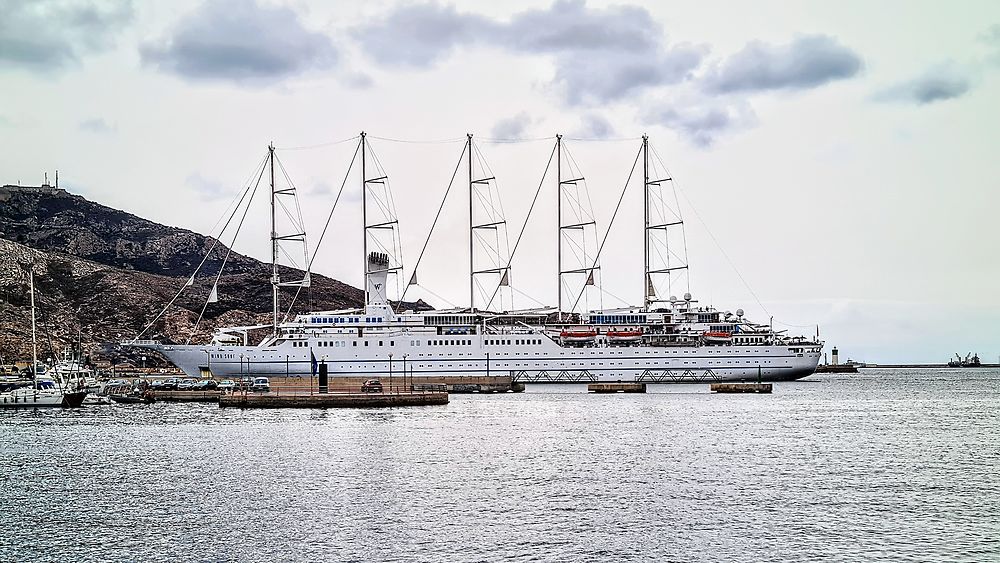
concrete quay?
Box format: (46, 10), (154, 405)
(219, 390), (449, 409)
(587, 382), (646, 393)
(152, 390), (222, 402)
(710, 383), (773, 394)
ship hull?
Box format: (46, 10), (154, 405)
(138, 340), (821, 384)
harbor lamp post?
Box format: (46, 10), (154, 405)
(388, 354), (393, 394)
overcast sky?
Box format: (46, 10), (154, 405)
(2, 0), (998, 363)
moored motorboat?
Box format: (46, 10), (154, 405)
(109, 392), (155, 405)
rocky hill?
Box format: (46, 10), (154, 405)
(0, 184), (423, 364)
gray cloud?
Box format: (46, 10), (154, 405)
(980, 24), (1000, 44)
(79, 117), (116, 134)
(554, 44), (705, 105)
(572, 114), (615, 139)
(141, 0), (337, 83)
(354, 0), (704, 104)
(490, 112), (533, 139)
(353, 3), (491, 67)
(343, 72), (374, 89)
(643, 99), (756, 147)
(703, 35), (862, 94)
(980, 24), (1000, 66)
(0, 0), (133, 71)
(876, 65), (972, 105)
(186, 173), (230, 201)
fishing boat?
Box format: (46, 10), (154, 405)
(129, 134), (822, 384)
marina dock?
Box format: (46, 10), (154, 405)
(710, 383), (773, 394)
(219, 390), (449, 409)
(153, 390), (222, 402)
(587, 382), (646, 393)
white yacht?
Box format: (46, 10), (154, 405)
(131, 134), (822, 383)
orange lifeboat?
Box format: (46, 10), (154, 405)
(702, 331), (732, 343)
(560, 328), (598, 343)
(607, 328), (643, 345)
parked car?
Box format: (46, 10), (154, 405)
(158, 378), (180, 390)
(195, 380), (218, 390)
(177, 378), (199, 390)
(361, 379), (383, 393)
(217, 379), (236, 392)
(251, 377), (270, 393)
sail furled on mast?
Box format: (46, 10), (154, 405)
(644, 138), (690, 308)
(468, 137), (514, 311)
(360, 135), (404, 315)
(556, 136), (602, 316)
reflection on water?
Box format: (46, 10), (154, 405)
(2, 369), (998, 562)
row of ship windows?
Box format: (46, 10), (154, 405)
(310, 317), (385, 324)
(287, 340), (776, 354)
(407, 360), (777, 368)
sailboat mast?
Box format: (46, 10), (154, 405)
(29, 269), (38, 376)
(269, 143), (279, 336)
(556, 133), (562, 323)
(361, 131), (368, 305)
(467, 133), (474, 310)
(642, 134), (649, 311)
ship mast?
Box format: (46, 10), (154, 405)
(29, 269), (38, 378)
(643, 134), (649, 311)
(556, 134), (562, 322)
(468, 133), (474, 310)
(361, 131), (367, 305)
(643, 135), (688, 309)
(269, 143), (279, 335)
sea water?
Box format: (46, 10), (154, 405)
(1, 369), (997, 562)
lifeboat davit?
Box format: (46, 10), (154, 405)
(702, 331), (732, 344)
(606, 328), (643, 344)
(560, 328), (598, 343)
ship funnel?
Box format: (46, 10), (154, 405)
(365, 251), (394, 318)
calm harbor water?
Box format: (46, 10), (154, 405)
(1, 369), (998, 562)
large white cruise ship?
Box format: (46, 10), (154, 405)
(132, 134), (822, 383)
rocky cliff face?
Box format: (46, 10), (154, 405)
(0, 185), (423, 363)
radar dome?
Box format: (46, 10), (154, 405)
(669, 295), (677, 302)
(736, 308), (744, 317)
(683, 292), (692, 301)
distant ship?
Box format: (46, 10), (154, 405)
(132, 134), (822, 383)
(948, 353), (981, 368)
